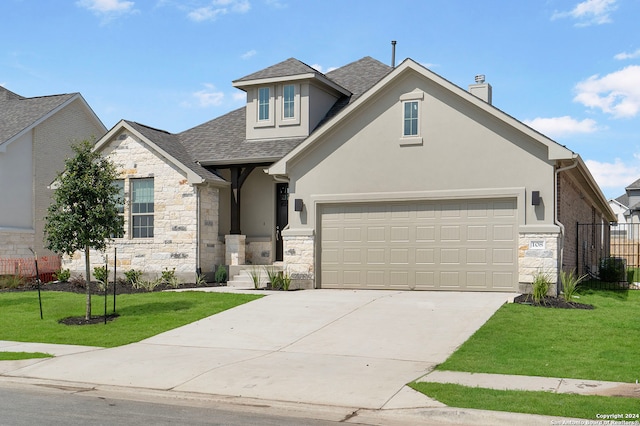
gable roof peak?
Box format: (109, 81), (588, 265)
(233, 57), (322, 84)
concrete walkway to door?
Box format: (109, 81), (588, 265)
(2, 289), (511, 410)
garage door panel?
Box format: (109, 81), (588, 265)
(319, 198), (517, 291)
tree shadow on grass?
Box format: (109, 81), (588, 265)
(116, 300), (195, 316)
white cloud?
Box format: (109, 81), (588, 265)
(552, 0), (617, 26)
(574, 65), (640, 118)
(585, 158), (640, 191)
(265, 0), (287, 8)
(310, 64), (337, 74)
(614, 48), (640, 60)
(192, 84), (224, 107)
(241, 49), (256, 59)
(232, 92), (246, 102)
(524, 116), (599, 138)
(187, 0), (250, 22)
(77, 0), (135, 14)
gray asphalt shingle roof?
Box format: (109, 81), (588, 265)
(0, 86), (76, 146)
(116, 56), (392, 170)
(125, 121), (225, 183)
(233, 58), (322, 83)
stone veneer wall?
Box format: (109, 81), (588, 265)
(282, 233), (315, 289)
(518, 232), (560, 295)
(245, 238), (273, 265)
(63, 132), (214, 283)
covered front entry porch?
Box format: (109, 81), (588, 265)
(207, 164), (288, 280)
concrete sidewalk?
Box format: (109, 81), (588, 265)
(418, 370), (640, 398)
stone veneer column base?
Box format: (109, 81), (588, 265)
(282, 231), (315, 289)
(518, 232), (561, 295)
(225, 235), (246, 266)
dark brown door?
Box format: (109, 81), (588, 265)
(275, 183), (289, 261)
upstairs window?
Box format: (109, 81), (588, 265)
(258, 87), (270, 121)
(283, 84), (295, 119)
(131, 178), (154, 238)
(403, 101), (419, 136)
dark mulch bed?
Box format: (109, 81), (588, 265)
(59, 313), (120, 326)
(514, 294), (594, 309)
(1, 279), (224, 295)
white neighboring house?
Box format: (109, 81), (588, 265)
(0, 86), (106, 259)
(609, 179), (640, 239)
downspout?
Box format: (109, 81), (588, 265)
(554, 158), (578, 294)
(196, 185), (201, 279)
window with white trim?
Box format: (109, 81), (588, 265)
(399, 90), (424, 145)
(131, 178), (154, 238)
(403, 101), (419, 136)
(258, 87), (270, 121)
(283, 84), (295, 119)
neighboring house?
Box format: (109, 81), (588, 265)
(0, 86), (106, 258)
(608, 179), (640, 239)
(67, 56), (614, 294)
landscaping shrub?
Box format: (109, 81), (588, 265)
(161, 268), (179, 288)
(124, 269), (142, 285)
(93, 266), (108, 284)
(214, 265), (227, 283)
(531, 273), (551, 303)
(599, 257), (625, 282)
(54, 268), (71, 282)
(0, 274), (25, 290)
(559, 269), (587, 301)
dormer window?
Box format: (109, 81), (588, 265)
(258, 87), (270, 121)
(283, 85), (295, 119)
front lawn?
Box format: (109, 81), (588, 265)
(437, 286), (639, 383)
(0, 290), (262, 347)
(411, 285), (640, 419)
(0, 352), (52, 361)
(409, 382), (640, 420)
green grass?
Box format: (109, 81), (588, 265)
(0, 290), (262, 347)
(409, 382), (640, 420)
(0, 352), (52, 361)
(437, 287), (640, 383)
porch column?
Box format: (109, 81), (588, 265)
(229, 166), (254, 235)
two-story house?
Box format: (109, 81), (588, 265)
(0, 86), (105, 260)
(69, 56), (614, 294)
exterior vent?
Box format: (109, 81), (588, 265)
(468, 75), (492, 105)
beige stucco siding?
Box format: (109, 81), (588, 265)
(0, 133), (32, 230)
(287, 73), (557, 231)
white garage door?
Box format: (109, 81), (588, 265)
(319, 198), (517, 291)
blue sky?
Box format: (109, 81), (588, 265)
(2, 0), (639, 199)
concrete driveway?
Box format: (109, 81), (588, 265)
(4, 289), (512, 409)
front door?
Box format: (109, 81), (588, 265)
(275, 183), (289, 261)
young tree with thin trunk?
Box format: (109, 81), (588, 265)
(44, 140), (123, 320)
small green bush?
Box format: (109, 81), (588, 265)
(599, 257), (625, 282)
(54, 268), (71, 282)
(0, 274), (25, 290)
(559, 269), (587, 301)
(161, 268), (179, 288)
(195, 273), (207, 287)
(248, 267), (262, 289)
(264, 266), (281, 289)
(124, 269), (142, 285)
(214, 265), (227, 283)
(93, 265), (108, 284)
(132, 277), (162, 292)
(281, 272), (292, 291)
(531, 272), (551, 303)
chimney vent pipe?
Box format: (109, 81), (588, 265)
(391, 40), (397, 68)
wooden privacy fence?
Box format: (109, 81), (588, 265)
(0, 256), (61, 282)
